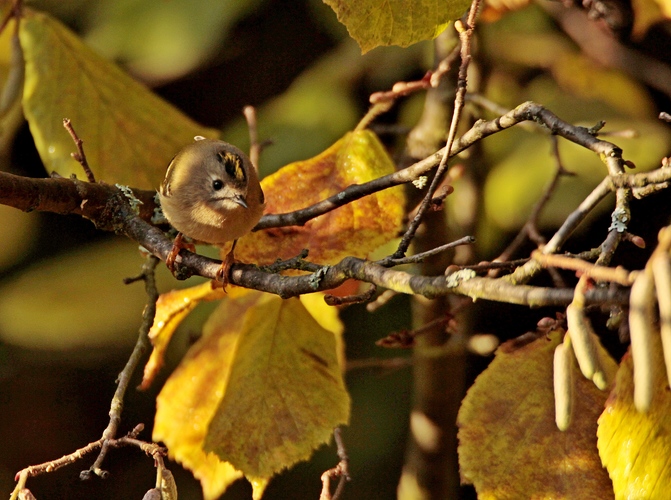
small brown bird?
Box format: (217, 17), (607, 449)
(159, 137), (265, 281)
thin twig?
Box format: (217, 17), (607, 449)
(461, 258), (531, 272)
(324, 284), (377, 306)
(320, 428), (350, 500)
(63, 118), (96, 183)
(357, 72), (434, 131)
(366, 289), (398, 312)
(376, 315), (453, 348)
(85, 255), (160, 478)
(377, 236), (475, 267)
(346, 357), (412, 371)
(12, 429), (164, 493)
(243, 105), (261, 170)
(504, 175), (614, 284)
(491, 136), (573, 285)
(532, 251), (636, 286)
(393, 5), (481, 259)
(430, 43), (463, 87)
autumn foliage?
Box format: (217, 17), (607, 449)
(2, 1), (671, 500)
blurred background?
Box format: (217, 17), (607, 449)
(1, 0), (671, 498)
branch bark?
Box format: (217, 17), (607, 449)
(0, 99), (659, 308)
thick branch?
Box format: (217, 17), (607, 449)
(0, 101), (649, 308)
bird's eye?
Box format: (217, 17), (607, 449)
(212, 179), (224, 191)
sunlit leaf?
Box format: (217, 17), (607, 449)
(458, 330), (616, 499)
(234, 129), (405, 265)
(141, 282), (225, 389)
(631, 0), (671, 38)
(322, 0), (470, 53)
(19, 8), (218, 188)
(597, 337), (671, 499)
(154, 289), (349, 498)
(0, 19), (26, 151)
(552, 53), (654, 119)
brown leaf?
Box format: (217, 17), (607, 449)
(458, 330), (616, 499)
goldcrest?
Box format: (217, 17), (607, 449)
(159, 137), (265, 245)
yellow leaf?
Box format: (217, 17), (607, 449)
(597, 337), (671, 499)
(0, 19), (26, 150)
(153, 290), (350, 497)
(631, 0), (671, 38)
(153, 291), (257, 500)
(458, 330), (616, 499)
(300, 292), (346, 369)
(203, 292), (349, 477)
(19, 9), (218, 188)
(234, 129), (405, 265)
(552, 52), (654, 118)
(323, 0), (470, 53)
(141, 282), (225, 389)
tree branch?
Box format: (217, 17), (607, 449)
(0, 101), (660, 308)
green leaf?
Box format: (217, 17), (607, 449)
(84, 0), (263, 82)
(323, 0), (470, 53)
(19, 8), (218, 188)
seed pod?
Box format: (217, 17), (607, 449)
(566, 303), (600, 381)
(554, 341), (573, 431)
(652, 253), (671, 389)
(629, 271), (656, 412)
(592, 370), (609, 391)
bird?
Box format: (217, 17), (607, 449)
(158, 136), (265, 284)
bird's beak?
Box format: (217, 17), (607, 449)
(233, 194), (248, 208)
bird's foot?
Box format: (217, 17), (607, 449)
(166, 233), (196, 275)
